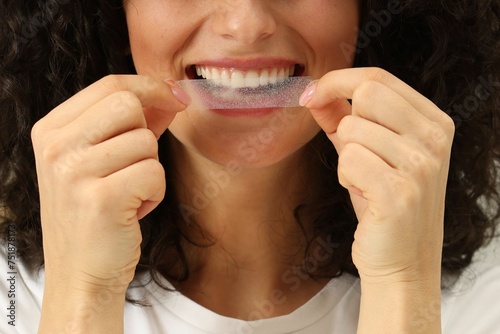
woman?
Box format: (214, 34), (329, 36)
(1, 0), (499, 333)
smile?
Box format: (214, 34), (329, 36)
(187, 63), (305, 89)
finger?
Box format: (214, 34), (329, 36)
(142, 105), (178, 139)
(144, 80), (191, 138)
(307, 97), (352, 135)
(83, 128), (158, 178)
(348, 81), (453, 160)
(62, 91), (148, 146)
(304, 67), (450, 125)
(336, 115), (419, 169)
(350, 80), (434, 136)
(45, 75), (188, 133)
(104, 158), (166, 220)
(329, 132), (344, 153)
(348, 81), (453, 157)
(337, 142), (394, 205)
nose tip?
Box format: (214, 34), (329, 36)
(225, 17), (276, 45)
(212, 2), (277, 45)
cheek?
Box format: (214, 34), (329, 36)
(299, 1), (360, 70)
(124, 2), (192, 78)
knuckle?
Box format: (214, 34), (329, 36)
(138, 129), (158, 155)
(138, 160), (166, 196)
(366, 67), (393, 86)
(110, 91), (144, 123)
(422, 125), (452, 157)
(145, 159), (165, 179)
(100, 75), (125, 93)
(336, 115), (354, 141)
(31, 117), (54, 148)
(441, 115), (456, 136)
(139, 74), (161, 91)
(33, 130), (91, 178)
(139, 160), (166, 192)
(338, 142), (360, 167)
(112, 91), (142, 111)
(82, 182), (112, 212)
(397, 183), (420, 211)
(399, 150), (430, 175)
(30, 121), (44, 143)
(386, 172), (420, 205)
(399, 149), (445, 187)
(38, 135), (65, 163)
(353, 80), (381, 103)
(44, 143), (88, 179)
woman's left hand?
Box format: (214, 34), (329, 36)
(301, 67), (455, 286)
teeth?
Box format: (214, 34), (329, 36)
(221, 68), (231, 86)
(195, 65), (296, 89)
(260, 69), (269, 86)
(211, 68), (221, 82)
(231, 71), (245, 89)
(246, 70), (260, 88)
(269, 68), (278, 84)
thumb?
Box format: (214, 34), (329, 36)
(143, 80), (191, 139)
(301, 82), (352, 137)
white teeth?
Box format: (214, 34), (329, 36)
(195, 65), (296, 88)
(260, 69), (269, 86)
(230, 71), (245, 89)
(245, 70), (260, 88)
(211, 68), (221, 82)
(278, 68), (285, 78)
(221, 68), (231, 86)
(269, 68), (278, 84)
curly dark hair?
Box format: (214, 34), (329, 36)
(1, 0), (499, 290)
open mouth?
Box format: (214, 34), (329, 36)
(181, 64), (309, 112)
(185, 64), (305, 90)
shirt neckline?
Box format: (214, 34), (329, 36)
(136, 273), (358, 334)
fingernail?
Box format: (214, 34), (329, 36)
(164, 79), (192, 106)
(299, 80), (317, 107)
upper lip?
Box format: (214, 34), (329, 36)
(186, 57), (305, 77)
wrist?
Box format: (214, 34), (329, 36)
(358, 260), (442, 288)
(44, 263), (133, 295)
(39, 278), (127, 334)
(358, 279), (442, 334)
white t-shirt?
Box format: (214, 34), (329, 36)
(1, 244), (500, 334)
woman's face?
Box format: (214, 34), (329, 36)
(124, 1), (359, 168)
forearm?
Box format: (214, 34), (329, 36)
(38, 280), (126, 334)
(357, 280), (441, 334)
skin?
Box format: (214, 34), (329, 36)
(124, 0), (360, 318)
(33, 1), (454, 333)
(125, 0), (359, 169)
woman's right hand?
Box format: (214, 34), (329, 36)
(31, 75), (189, 294)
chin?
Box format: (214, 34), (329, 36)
(167, 124), (320, 171)
(166, 103), (321, 171)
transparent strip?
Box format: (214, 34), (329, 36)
(177, 76), (313, 110)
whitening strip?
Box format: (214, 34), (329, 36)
(177, 76), (313, 110)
